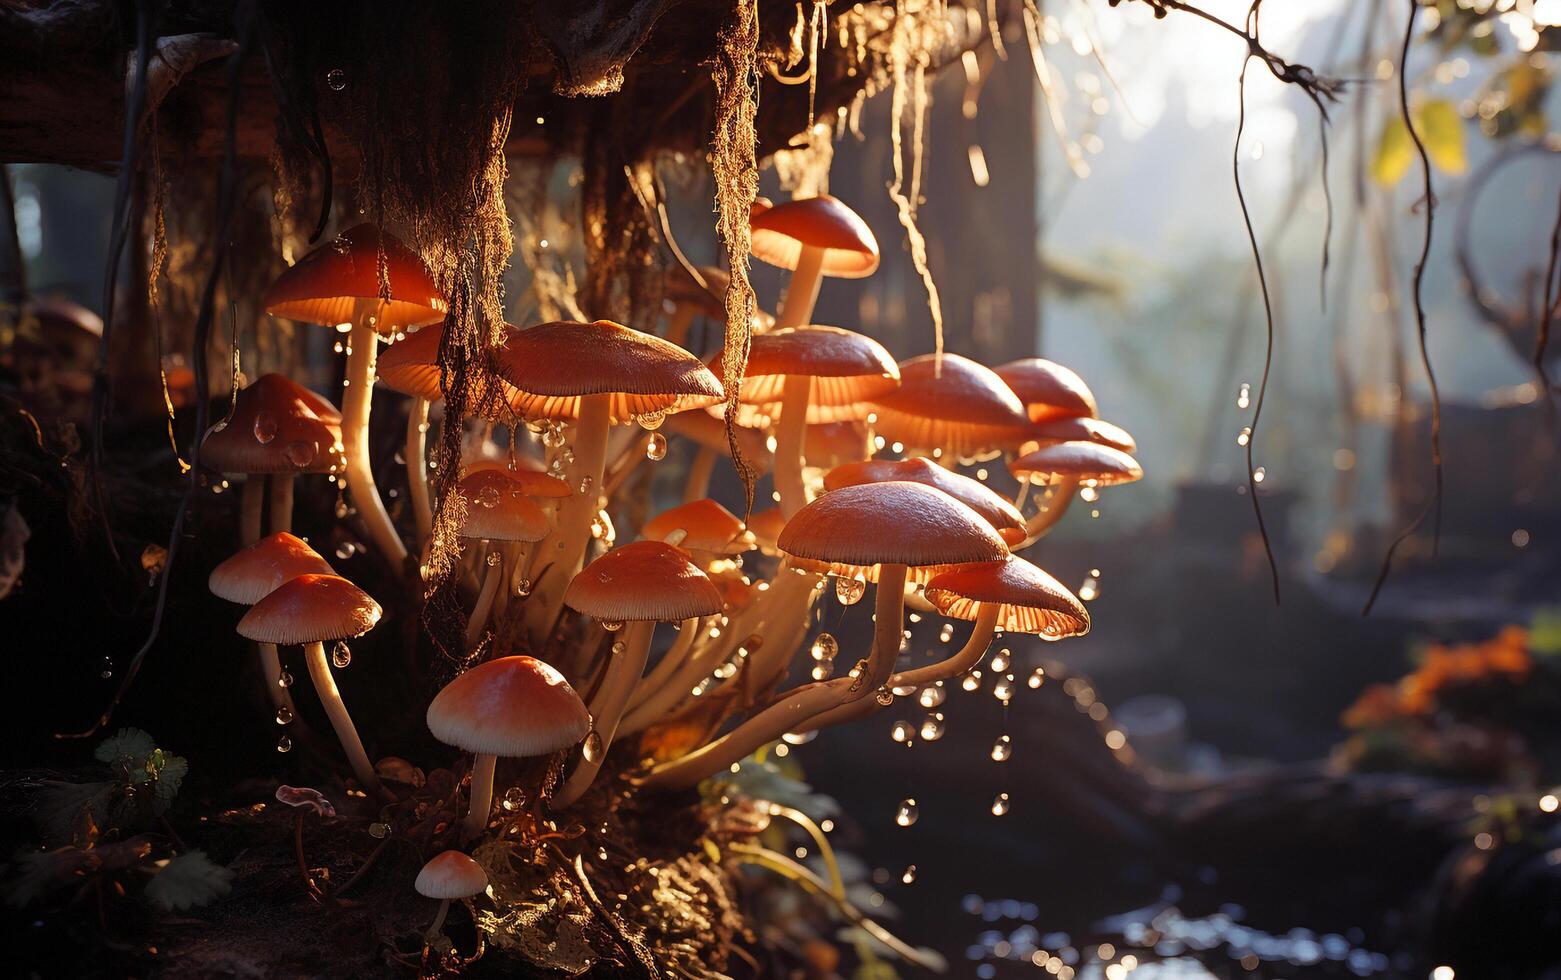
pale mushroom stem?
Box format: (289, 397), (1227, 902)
(342, 300), (407, 565)
(460, 752), (497, 841)
(774, 375), (812, 519)
(426, 899), (453, 940)
(302, 640), (385, 797)
(624, 617), (701, 715)
(683, 447), (717, 502)
(555, 619), (655, 808)
(640, 567), (907, 793)
(239, 477), (265, 546)
(1017, 476), (1079, 549)
(776, 245), (825, 331)
(465, 548), (502, 649)
(526, 392), (612, 640)
(261, 477), (301, 720)
(665, 304), (698, 347)
(268, 475), (295, 536)
(407, 396), (433, 546)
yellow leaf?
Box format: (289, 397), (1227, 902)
(1371, 116), (1413, 187)
(1418, 99), (1467, 175)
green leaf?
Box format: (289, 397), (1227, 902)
(144, 851), (233, 911)
(1418, 99), (1467, 175)
(95, 728), (156, 767)
(1371, 116), (1413, 187)
(151, 753), (187, 816)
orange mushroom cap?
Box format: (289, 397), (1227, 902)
(994, 358), (1098, 423)
(824, 457), (1026, 546)
(236, 573), (381, 645)
(459, 459), (568, 496)
(375, 322), (524, 419)
(456, 469), (551, 542)
(750, 195), (880, 278)
(778, 481), (1009, 583)
(201, 373), (344, 475)
(415, 850), (488, 900)
(710, 325), (899, 420)
(564, 540), (724, 622)
(426, 656), (590, 757)
(1010, 440), (1143, 487)
(1026, 416), (1136, 454)
(867, 353), (1031, 459)
(642, 499), (754, 555)
(496, 320), (724, 422)
(924, 557), (1090, 640)
(209, 532), (334, 605)
(262, 223), (446, 332)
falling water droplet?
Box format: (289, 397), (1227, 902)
(961, 672), (982, 693)
(275, 706), (294, 725)
(991, 735), (1012, 762)
(278, 670), (294, 688)
(939, 623), (955, 644)
(331, 641), (352, 668)
(325, 68), (348, 91)
(335, 542), (355, 560)
(993, 677), (1014, 702)
(368, 821), (390, 839)
(989, 649), (1010, 672)
(277, 735), (293, 753)
(895, 799), (919, 827)
(602, 620), (624, 633)
(334, 496), (351, 520)
(835, 575), (866, 606)
(253, 413), (277, 444)
(1080, 485), (1100, 503)
(1027, 667), (1045, 689)
(611, 640), (626, 655)
(917, 685), (945, 708)
(901, 864), (918, 884)
(637, 410), (667, 431)
(890, 720), (914, 743)
(501, 786), (528, 811)
(1237, 382), (1251, 409)
(810, 633), (838, 661)
(1079, 572), (1100, 602)
(811, 659), (834, 681)
(1252, 466), (1267, 484)
(541, 422), (566, 448)
(991, 792), (1011, 816)
(920, 714), (945, 741)
(1236, 426), (1252, 447)
(99, 657), (113, 679)
(645, 432), (668, 461)
(581, 730), (604, 763)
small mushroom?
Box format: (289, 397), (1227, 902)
(866, 353), (1032, 462)
(1009, 440), (1143, 544)
(454, 468), (551, 647)
(749, 195), (880, 330)
(993, 357), (1099, 423)
(415, 850), (488, 939)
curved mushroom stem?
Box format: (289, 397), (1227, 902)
(776, 245), (825, 331)
(1016, 476), (1079, 550)
(665, 303), (697, 347)
(303, 640), (385, 798)
(847, 563), (909, 702)
(269, 474), (295, 536)
(465, 547), (502, 650)
(407, 396), (433, 547)
(426, 899), (452, 940)
(555, 620), (655, 808)
(460, 752), (496, 841)
(526, 393), (612, 641)
(774, 375), (812, 519)
(625, 617), (701, 716)
(683, 447), (717, 502)
(239, 476), (265, 546)
(342, 301), (407, 566)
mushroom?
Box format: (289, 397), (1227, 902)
(263, 224), (447, 566)
(426, 655), (590, 839)
(554, 540), (724, 807)
(1009, 440), (1143, 544)
(376, 321), (528, 546)
(415, 850), (488, 939)
(1026, 415), (1137, 454)
(994, 357), (1098, 423)
(824, 456), (1027, 546)
(209, 531), (334, 721)
(710, 325), (899, 518)
(750, 195), (880, 330)
(202, 373), (343, 545)
(454, 468), (551, 647)
(238, 573), (385, 797)
(495, 320), (723, 638)
(641, 481), (1008, 793)
(866, 353), (1032, 462)
(641, 498), (755, 566)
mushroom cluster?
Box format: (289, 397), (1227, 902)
(207, 197), (1140, 958)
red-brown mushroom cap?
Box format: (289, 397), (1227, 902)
(426, 656), (590, 757)
(459, 460), (569, 497)
(209, 532), (334, 605)
(824, 457), (1026, 546)
(26, 295), (104, 338)
(1026, 416), (1136, 454)
(496, 320), (724, 422)
(262, 224), (446, 333)
(201, 373), (344, 475)
(456, 470), (551, 542)
(994, 358), (1098, 423)
(236, 574), (382, 645)
(642, 499), (754, 555)
(375, 322), (523, 419)
(564, 540), (724, 622)
(750, 195), (880, 278)
(778, 481), (1009, 583)
(867, 353), (1031, 459)
(711, 326), (900, 421)
(415, 851), (488, 900)
(924, 557), (1090, 640)
(1011, 440), (1143, 487)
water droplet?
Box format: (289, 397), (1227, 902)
(501, 786), (528, 811)
(325, 68), (347, 91)
(991, 792), (1011, 816)
(919, 714), (945, 741)
(895, 799), (919, 827)
(477, 485), (501, 508)
(811, 659), (834, 681)
(541, 422), (566, 448)
(368, 821), (390, 839)
(1237, 382), (1251, 410)
(993, 677), (1014, 702)
(578, 475), (594, 495)
(835, 575), (866, 606)
(1252, 466), (1266, 484)
(645, 432), (668, 461)
(335, 542), (355, 560)
(917, 685), (945, 708)
(276, 706), (294, 725)
(989, 650), (1010, 672)
(939, 623), (955, 644)
(602, 620), (624, 632)
(334, 496), (351, 520)
(1236, 425), (1252, 447)
(253, 413), (277, 444)
(810, 633), (838, 661)
(1027, 667), (1045, 689)
(611, 640), (626, 655)
(961, 672), (982, 693)
(284, 440), (317, 468)
(278, 670), (294, 688)
(991, 735), (1012, 762)
(99, 656), (113, 679)
(277, 735), (293, 753)
(637, 410), (667, 431)
(513, 577), (532, 597)
(1079, 485), (1100, 503)
(1079, 572), (1100, 602)
(890, 720), (914, 743)
(581, 730), (604, 763)
(875, 687), (894, 706)
(331, 641), (351, 668)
